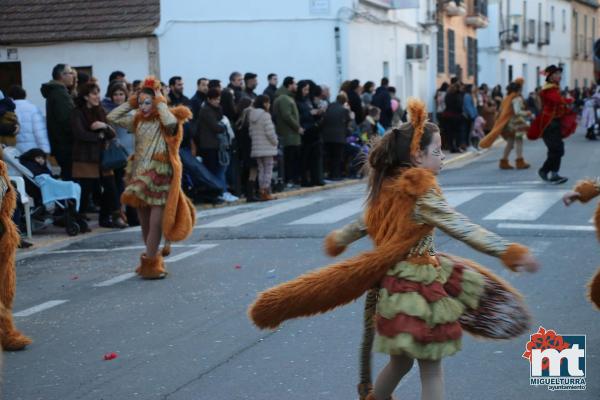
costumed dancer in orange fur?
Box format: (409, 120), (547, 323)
(563, 179), (600, 309)
(107, 77), (196, 279)
(479, 78), (531, 170)
(0, 159), (31, 350)
(249, 99), (539, 400)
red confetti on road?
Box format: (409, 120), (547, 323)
(103, 352), (118, 361)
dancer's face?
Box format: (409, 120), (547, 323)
(138, 93), (154, 115)
(414, 131), (444, 175)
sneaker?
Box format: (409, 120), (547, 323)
(548, 174), (568, 185)
(221, 192), (239, 202)
(538, 168), (548, 181)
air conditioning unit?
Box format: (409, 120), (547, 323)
(406, 44), (430, 60)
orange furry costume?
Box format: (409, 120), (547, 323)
(107, 77), (196, 278)
(0, 160), (31, 350)
(572, 179), (600, 308)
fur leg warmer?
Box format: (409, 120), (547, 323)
(0, 304), (31, 351)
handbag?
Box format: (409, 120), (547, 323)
(101, 139), (129, 171)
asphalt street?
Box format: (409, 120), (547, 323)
(2, 133), (599, 400)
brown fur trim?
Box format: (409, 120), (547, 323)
(499, 243), (530, 272)
(574, 180), (600, 203)
(595, 202), (600, 242)
(139, 254), (167, 279)
(0, 303), (31, 351)
(407, 98), (428, 157)
(120, 191), (148, 209)
(0, 161), (19, 309)
(388, 168), (439, 198)
(587, 267), (600, 310)
(324, 231), (346, 257)
(161, 106), (195, 242)
(128, 95), (139, 109)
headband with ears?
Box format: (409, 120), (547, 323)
(407, 98), (428, 157)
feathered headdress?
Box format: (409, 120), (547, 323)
(407, 98), (428, 157)
(142, 76), (162, 91)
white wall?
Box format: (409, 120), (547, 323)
(156, 0), (352, 97)
(0, 38), (150, 112)
(478, 0), (572, 93)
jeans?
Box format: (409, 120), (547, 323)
(180, 148), (223, 192)
(198, 148), (228, 191)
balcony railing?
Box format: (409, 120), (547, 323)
(444, 0), (466, 17)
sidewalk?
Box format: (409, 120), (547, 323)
(15, 145), (493, 259)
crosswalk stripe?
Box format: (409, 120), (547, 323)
(198, 197), (324, 228)
(14, 300), (68, 317)
(165, 244), (218, 262)
(94, 273), (137, 287)
(445, 191), (483, 208)
(483, 191), (566, 221)
(497, 223), (595, 232)
(288, 198), (364, 225)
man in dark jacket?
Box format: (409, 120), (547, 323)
(322, 92), (352, 180)
(241, 72), (258, 102)
(40, 63), (75, 180)
(263, 73), (278, 103)
(168, 76), (191, 107)
(221, 72), (242, 123)
(190, 77), (208, 120)
(371, 77), (393, 129)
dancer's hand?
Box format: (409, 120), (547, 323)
(514, 252), (539, 273)
(562, 191), (580, 206)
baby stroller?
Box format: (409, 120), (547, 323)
(2, 146), (85, 236)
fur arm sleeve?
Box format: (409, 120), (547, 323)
(107, 102), (134, 132)
(415, 188), (528, 271)
(323, 216), (368, 257)
(573, 179), (600, 203)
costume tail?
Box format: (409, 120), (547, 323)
(248, 241), (414, 330)
(478, 128), (501, 149)
(588, 267), (600, 310)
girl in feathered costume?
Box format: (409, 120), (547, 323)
(107, 77), (195, 279)
(249, 99), (539, 400)
(563, 180), (600, 309)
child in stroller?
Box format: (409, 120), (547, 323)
(9, 147), (87, 236)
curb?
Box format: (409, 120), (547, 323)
(16, 143), (499, 260)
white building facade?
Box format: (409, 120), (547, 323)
(478, 0), (573, 93)
(157, 0), (437, 106)
(0, 0), (440, 112)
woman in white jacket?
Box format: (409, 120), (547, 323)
(248, 95), (278, 201)
(8, 86), (50, 154)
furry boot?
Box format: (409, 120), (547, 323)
(515, 158), (530, 169)
(0, 305), (31, 351)
(138, 254), (167, 279)
(499, 159), (514, 169)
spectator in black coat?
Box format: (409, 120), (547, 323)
(347, 79), (364, 124)
(263, 73), (278, 103)
(371, 77), (392, 129)
(168, 76), (191, 107)
(190, 77), (208, 120)
(322, 92), (352, 180)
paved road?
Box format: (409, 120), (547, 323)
(3, 135), (599, 400)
